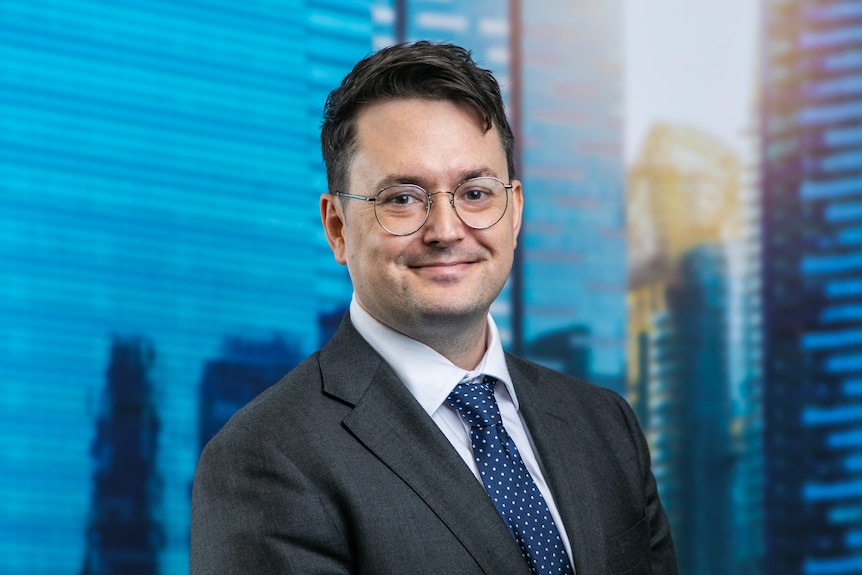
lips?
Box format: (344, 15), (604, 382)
(404, 251), (484, 269)
(410, 260), (473, 268)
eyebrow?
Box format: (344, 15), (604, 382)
(374, 168), (499, 190)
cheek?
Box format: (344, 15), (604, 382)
(484, 226), (516, 254)
(342, 223), (417, 279)
(343, 232), (391, 279)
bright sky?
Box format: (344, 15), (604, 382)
(624, 0), (761, 164)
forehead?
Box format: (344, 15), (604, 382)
(350, 98), (506, 183)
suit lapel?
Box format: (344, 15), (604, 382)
(320, 319), (531, 575)
(508, 358), (608, 575)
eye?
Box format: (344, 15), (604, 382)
(457, 184), (495, 204)
(390, 193), (419, 205)
(462, 188), (487, 201)
(378, 186), (426, 208)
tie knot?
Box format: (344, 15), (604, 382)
(446, 376), (501, 428)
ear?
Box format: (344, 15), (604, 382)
(320, 193), (348, 265)
(509, 180), (524, 249)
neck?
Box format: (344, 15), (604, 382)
(405, 317), (489, 370)
(353, 297), (492, 370)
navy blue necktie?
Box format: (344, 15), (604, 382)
(447, 376), (574, 575)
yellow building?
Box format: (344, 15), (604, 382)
(626, 122), (742, 415)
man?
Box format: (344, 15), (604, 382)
(191, 41), (677, 574)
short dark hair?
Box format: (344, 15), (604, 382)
(320, 41), (515, 195)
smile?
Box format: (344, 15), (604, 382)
(413, 261), (471, 267)
(408, 261), (475, 280)
(408, 259), (477, 270)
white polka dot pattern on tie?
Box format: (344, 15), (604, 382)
(447, 376), (573, 575)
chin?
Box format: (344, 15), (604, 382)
(414, 300), (489, 324)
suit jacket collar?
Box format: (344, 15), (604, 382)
(508, 355), (609, 575)
(319, 316), (532, 575)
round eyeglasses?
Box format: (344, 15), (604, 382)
(331, 176), (512, 236)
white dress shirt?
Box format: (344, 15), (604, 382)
(349, 296), (574, 563)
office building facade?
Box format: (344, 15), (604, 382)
(626, 123), (744, 574)
(518, 0), (626, 390)
(761, 1), (862, 573)
(81, 337), (163, 575)
(0, 2), (371, 572)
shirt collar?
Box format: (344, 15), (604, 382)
(348, 295), (517, 417)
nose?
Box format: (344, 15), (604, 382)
(421, 191), (465, 244)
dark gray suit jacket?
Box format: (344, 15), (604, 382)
(191, 317), (677, 574)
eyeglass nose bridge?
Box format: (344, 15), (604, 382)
(426, 190), (458, 210)
(425, 190), (469, 230)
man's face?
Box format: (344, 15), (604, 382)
(321, 98), (523, 337)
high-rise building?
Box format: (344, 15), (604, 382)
(198, 336), (305, 451)
(761, 1), (862, 573)
(81, 337), (163, 575)
(395, 0), (510, 81)
(649, 245), (734, 575)
(627, 124), (742, 414)
(727, 87), (764, 575)
(626, 124), (743, 574)
(518, 0), (626, 390)
(0, 2), (372, 572)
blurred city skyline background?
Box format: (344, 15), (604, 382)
(3, 0), (859, 574)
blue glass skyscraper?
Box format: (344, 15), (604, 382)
(728, 108), (764, 575)
(649, 245), (733, 575)
(81, 337), (163, 575)
(761, 1), (862, 573)
(197, 336), (304, 451)
(0, 2), (371, 572)
(519, 0), (626, 391)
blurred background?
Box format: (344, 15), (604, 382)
(0, 0), (857, 573)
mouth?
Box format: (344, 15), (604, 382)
(405, 259), (477, 283)
(412, 260), (469, 267)
(402, 248), (486, 275)
(407, 259), (477, 270)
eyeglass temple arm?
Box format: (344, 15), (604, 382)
(331, 192), (376, 202)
